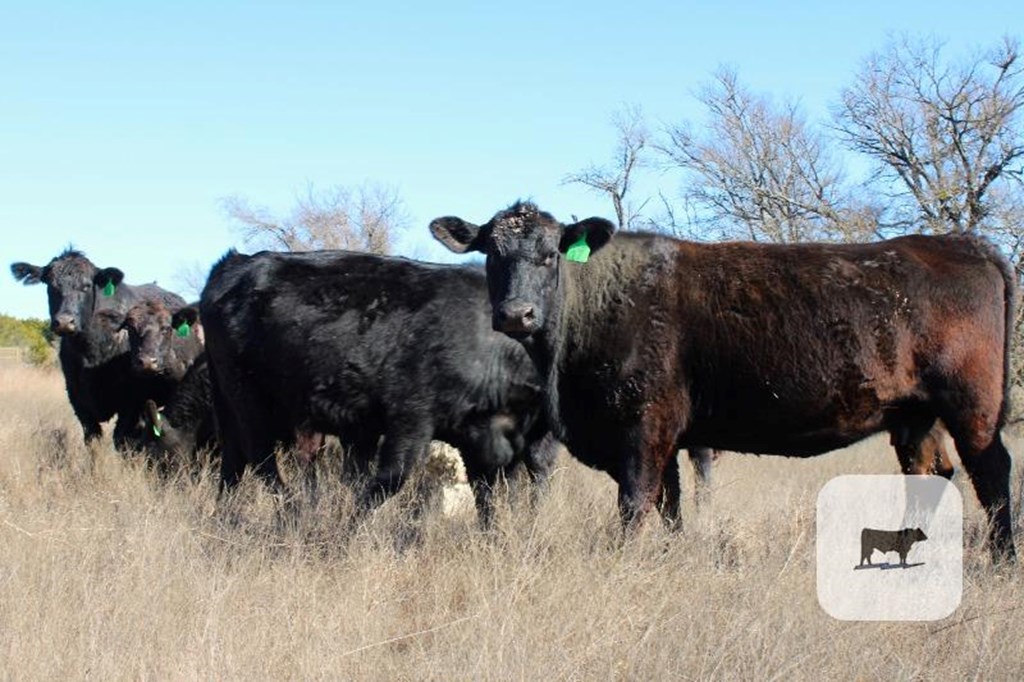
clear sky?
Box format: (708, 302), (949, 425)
(2, 1), (1019, 319)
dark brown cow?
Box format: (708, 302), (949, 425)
(431, 201), (1015, 560)
(121, 300), (204, 380)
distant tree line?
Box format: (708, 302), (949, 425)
(0, 314), (55, 366)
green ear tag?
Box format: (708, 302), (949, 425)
(102, 280), (115, 297)
(565, 234), (591, 264)
(175, 322), (191, 338)
(151, 413), (162, 438)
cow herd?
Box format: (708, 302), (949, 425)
(11, 200), (1019, 561)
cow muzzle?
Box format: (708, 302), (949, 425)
(493, 301), (540, 337)
(52, 315), (77, 335)
(136, 356), (161, 373)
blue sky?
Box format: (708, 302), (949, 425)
(2, 1), (1019, 318)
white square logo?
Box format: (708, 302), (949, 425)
(816, 475), (963, 621)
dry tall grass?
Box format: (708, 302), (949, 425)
(1, 364), (1022, 680)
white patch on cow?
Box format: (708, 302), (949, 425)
(424, 441), (473, 517)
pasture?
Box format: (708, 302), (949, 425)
(1, 363), (1022, 679)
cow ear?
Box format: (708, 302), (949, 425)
(143, 399), (163, 438)
(171, 307), (199, 336)
(430, 217), (483, 254)
(559, 217), (616, 262)
(11, 262), (44, 285)
(94, 267), (125, 296)
(171, 306), (199, 328)
(95, 267), (125, 286)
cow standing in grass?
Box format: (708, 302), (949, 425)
(199, 250), (557, 524)
(118, 301), (215, 467)
(431, 201), (1015, 560)
(10, 249), (187, 450)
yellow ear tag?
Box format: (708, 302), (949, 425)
(565, 234), (590, 263)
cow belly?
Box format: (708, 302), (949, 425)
(682, 424), (879, 457)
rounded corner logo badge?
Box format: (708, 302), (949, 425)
(816, 475), (963, 621)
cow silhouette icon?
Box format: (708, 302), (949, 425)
(858, 527), (928, 568)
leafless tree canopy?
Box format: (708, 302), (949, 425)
(659, 67), (875, 243)
(222, 183), (407, 255)
(833, 35), (1024, 234)
(563, 105), (652, 230)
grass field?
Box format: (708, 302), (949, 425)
(1, 364), (1022, 680)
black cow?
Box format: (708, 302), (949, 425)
(860, 527), (928, 567)
(117, 301), (215, 466)
(10, 249), (187, 450)
(431, 201), (1016, 560)
(199, 249), (557, 522)
(141, 357), (215, 468)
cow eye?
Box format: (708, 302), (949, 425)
(542, 253), (556, 267)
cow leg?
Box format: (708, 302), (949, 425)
(617, 421), (679, 534)
(291, 431), (325, 506)
(67, 389), (104, 468)
(464, 458), (501, 529)
(342, 434), (378, 485)
(112, 406), (146, 453)
(657, 453), (682, 531)
(927, 426), (956, 479)
(521, 432), (560, 506)
(955, 430), (1014, 562)
(63, 365), (103, 448)
(942, 407), (1015, 562)
(453, 419), (515, 528)
(358, 419), (431, 512)
(81, 422), (103, 446)
(209, 370), (281, 493)
(688, 447), (715, 510)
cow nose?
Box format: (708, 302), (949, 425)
(494, 301), (539, 335)
(52, 316), (76, 335)
(138, 356), (160, 372)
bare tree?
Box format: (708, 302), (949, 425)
(563, 105), (652, 230)
(222, 182), (408, 255)
(833, 35), (1024, 234)
(171, 261), (210, 302)
(834, 35), (1024, 413)
(658, 66), (875, 243)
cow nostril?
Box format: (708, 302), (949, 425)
(53, 318), (76, 334)
(495, 303), (539, 335)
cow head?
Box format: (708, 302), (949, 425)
(913, 527), (928, 542)
(122, 302), (202, 376)
(430, 201), (615, 339)
(10, 249), (125, 336)
(142, 399), (185, 461)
